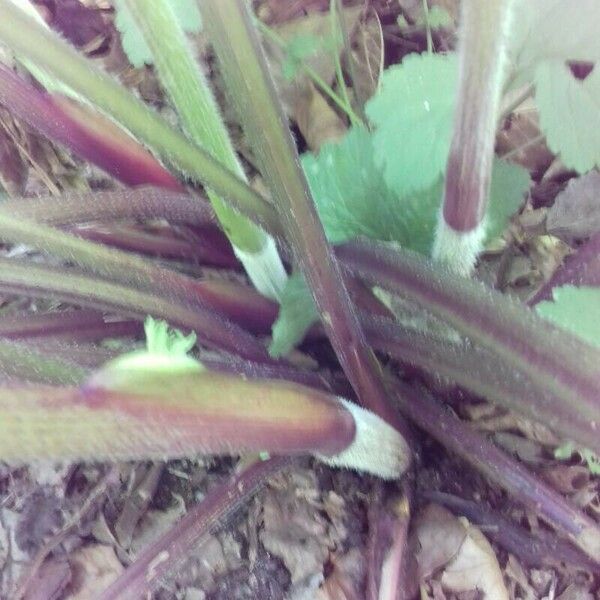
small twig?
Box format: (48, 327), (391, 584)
(391, 379), (600, 562)
(329, 0), (360, 127)
(115, 463), (164, 549)
(97, 457), (291, 599)
(425, 491), (599, 571)
(499, 133), (545, 161)
(378, 493), (411, 600)
(14, 467), (120, 600)
(422, 0), (433, 54)
(499, 82), (535, 122)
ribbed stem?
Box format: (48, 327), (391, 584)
(125, 0), (287, 299)
(0, 0), (282, 237)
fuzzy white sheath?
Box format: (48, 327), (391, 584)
(432, 210), (487, 277)
(234, 235), (287, 301)
(314, 398), (410, 480)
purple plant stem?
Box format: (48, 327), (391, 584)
(0, 213), (278, 335)
(0, 258), (272, 362)
(424, 491), (599, 571)
(529, 232), (600, 305)
(442, 0), (513, 233)
(0, 309), (140, 341)
(0, 187), (216, 227)
(338, 239), (600, 454)
(202, 0), (408, 438)
(391, 380), (600, 561)
(98, 457), (290, 600)
(200, 354), (332, 392)
(69, 223), (238, 268)
(0, 65), (184, 191)
(363, 314), (566, 430)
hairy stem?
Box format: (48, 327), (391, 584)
(125, 0), (287, 299)
(202, 0), (410, 445)
(433, 0), (516, 274)
(0, 258), (271, 361)
(0, 0), (282, 236)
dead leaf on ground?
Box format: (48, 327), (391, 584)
(349, 7), (384, 106)
(315, 548), (365, 600)
(263, 6), (362, 116)
(260, 471), (342, 584)
(440, 517), (509, 600)
(293, 81), (346, 151)
(64, 544), (123, 600)
(496, 98), (554, 176)
(557, 583), (595, 600)
(413, 503), (466, 580)
(546, 171), (600, 240)
(0, 109), (28, 196)
(541, 465), (591, 495)
(23, 556), (71, 600)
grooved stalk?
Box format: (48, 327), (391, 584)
(125, 0), (286, 299)
(0, 0), (281, 237)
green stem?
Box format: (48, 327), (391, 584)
(0, 0), (282, 238)
(422, 0), (433, 53)
(202, 0), (410, 440)
(329, 0), (359, 127)
(257, 20), (362, 126)
(0, 340), (86, 385)
(124, 0), (286, 299)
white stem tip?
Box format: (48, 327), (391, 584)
(432, 212), (486, 277)
(315, 398), (411, 480)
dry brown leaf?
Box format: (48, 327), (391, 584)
(496, 98), (554, 176)
(546, 171), (600, 240)
(264, 6), (362, 116)
(557, 583), (595, 600)
(0, 109), (28, 196)
(23, 557), (71, 600)
(541, 465), (591, 494)
(293, 82), (346, 151)
(315, 549), (365, 600)
(350, 7), (383, 106)
(413, 504), (466, 580)
(260, 487), (329, 584)
(65, 544), (123, 600)
(440, 517), (509, 600)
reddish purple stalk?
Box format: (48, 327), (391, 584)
(0, 187), (216, 227)
(529, 232), (600, 305)
(0, 64), (183, 190)
(0, 310), (141, 344)
(98, 457), (290, 599)
(69, 223), (237, 268)
(338, 239), (600, 453)
(392, 380), (600, 561)
(425, 491), (599, 571)
(0, 258), (273, 362)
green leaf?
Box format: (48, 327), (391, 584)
(536, 285), (600, 348)
(425, 6), (452, 29)
(281, 33), (322, 80)
(303, 127), (528, 251)
(365, 52), (458, 196)
(511, 1), (600, 77)
(269, 272), (318, 358)
(535, 61), (600, 173)
(486, 160), (530, 241)
(114, 0), (202, 68)
(302, 126), (438, 251)
(144, 316), (196, 356)
(554, 442), (600, 475)
(272, 130), (528, 357)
